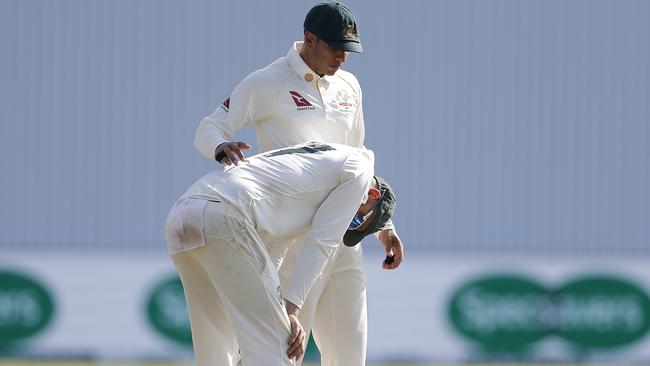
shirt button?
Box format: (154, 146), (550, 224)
(304, 73), (314, 82)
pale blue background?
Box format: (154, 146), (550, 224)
(1, 0), (649, 253)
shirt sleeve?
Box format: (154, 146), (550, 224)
(372, 218), (396, 240)
(194, 70), (277, 160)
(380, 218), (396, 232)
(283, 149), (375, 308)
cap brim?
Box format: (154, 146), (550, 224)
(343, 203), (385, 247)
(325, 40), (363, 53)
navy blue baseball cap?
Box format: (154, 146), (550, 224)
(304, 1), (363, 53)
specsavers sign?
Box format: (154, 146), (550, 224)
(448, 274), (650, 350)
(145, 275), (192, 346)
(0, 270), (55, 345)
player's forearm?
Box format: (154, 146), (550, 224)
(284, 299), (301, 316)
(285, 169), (373, 305)
(194, 118), (228, 160)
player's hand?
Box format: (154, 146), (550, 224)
(285, 301), (305, 360)
(286, 313), (305, 360)
(214, 141), (251, 166)
(378, 229), (404, 270)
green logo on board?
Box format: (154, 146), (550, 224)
(145, 275), (192, 346)
(555, 276), (650, 348)
(449, 274), (650, 350)
(0, 270), (55, 345)
(448, 275), (548, 350)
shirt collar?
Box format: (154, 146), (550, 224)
(287, 41), (336, 84)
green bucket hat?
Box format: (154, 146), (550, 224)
(343, 176), (396, 246)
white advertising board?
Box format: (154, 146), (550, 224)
(1, 248), (650, 363)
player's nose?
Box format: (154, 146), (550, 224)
(335, 50), (346, 62)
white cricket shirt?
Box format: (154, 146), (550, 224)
(168, 142), (374, 308)
(194, 41), (365, 156)
(194, 41), (394, 231)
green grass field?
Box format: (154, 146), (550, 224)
(0, 362), (332, 366)
(0, 364), (450, 366)
(0, 364), (590, 366)
(0, 362), (598, 366)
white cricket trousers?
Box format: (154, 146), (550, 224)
(279, 239), (367, 366)
(170, 200), (296, 366)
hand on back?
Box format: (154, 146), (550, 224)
(215, 142), (251, 166)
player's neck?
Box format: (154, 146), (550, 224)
(298, 51), (325, 77)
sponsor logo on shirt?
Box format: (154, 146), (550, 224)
(289, 91), (316, 111)
(336, 90), (353, 108)
(220, 98), (230, 112)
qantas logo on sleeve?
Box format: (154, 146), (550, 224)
(289, 91), (315, 110)
(220, 97), (230, 112)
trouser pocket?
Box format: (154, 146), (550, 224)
(202, 202), (272, 276)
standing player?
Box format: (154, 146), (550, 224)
(165, 142), (396, 366)
(193, 2), (404, 365)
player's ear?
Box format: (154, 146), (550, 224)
(304, 31), (317, 48)
(368, 187), (381, 199)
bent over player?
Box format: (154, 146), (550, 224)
(164, 142), (397, 366)
(194, 2), (404, 364)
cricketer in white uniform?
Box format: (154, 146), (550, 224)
(193, 2), (404, 365)
(164, 142), (397, 366)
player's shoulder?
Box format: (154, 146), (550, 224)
(215, 56), (293, 116)
(333, 143), (374, 172)
(351, 146), (374, 166)
(334, 69), (362, 95)
(237, 57), (293, 94)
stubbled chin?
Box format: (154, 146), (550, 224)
(327, 67), (339, 75)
